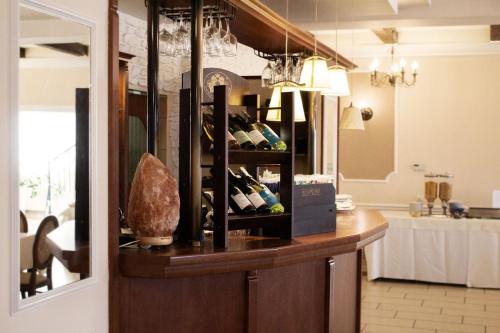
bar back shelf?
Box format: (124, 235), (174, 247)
(179, 84), (295, 248)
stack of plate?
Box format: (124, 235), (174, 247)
(336, 194), (355, 211)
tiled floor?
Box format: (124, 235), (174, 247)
(361, 277), (500, 333)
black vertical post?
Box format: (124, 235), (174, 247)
(213, 85), (228, 248)
(280, 92), (295, 239)
(147, 0), (159, 154)
(190, 0), (204, 245)
(75, 88), (90, 242)
(178, 89), (192, 242)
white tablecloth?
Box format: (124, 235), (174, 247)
(365, 211), (500, 288)
(20, 233), (35, 270)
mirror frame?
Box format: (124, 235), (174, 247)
(10, 0), (98, 312)
(338, 71), (400, 183)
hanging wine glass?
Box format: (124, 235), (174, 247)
(261, 61), (273, 87)
(222, 18), (237, 57)
(159, 14), (173, 56)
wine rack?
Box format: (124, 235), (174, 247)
(179, 85), (295, 248)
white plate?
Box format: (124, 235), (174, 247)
(337, 205), (356, 211)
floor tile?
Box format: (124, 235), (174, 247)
(423, 300), (484, 312)
(362, 308), (397, 318)
(379, 303), (441, 314)
(362, 316), (415, 328)
(466, 295), (500, 306)
(487, 305), (500, 313)
(363, 324), (434, 333)
(465, 316), (500, 327)
(415, 320), (484, 333)
(406, 293), (465, 304)
(443, 307), (500, 319)
(365, 296), (422, 306)
(397, 310), (462, 323)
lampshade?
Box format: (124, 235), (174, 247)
(340, 103), (364, 130)
(267, 87), (306, 122)
(299, 55), (331, 91)
(322, 65), (350, 96)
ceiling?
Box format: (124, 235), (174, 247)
(117, 0), (500, 59)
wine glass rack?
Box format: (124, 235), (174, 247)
(178, 85), (295, 248)
(146, 0), (236, 21)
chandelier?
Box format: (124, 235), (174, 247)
(370, 45), (418, 88)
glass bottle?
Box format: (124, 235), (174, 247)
(228, 117), (256, 150)
(228, 168), (270, 213)
(202, 113), (240, 150)
(230, 113), (271, 150)
(238, 166), (285, 214)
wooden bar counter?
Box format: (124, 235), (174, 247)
(113, 209), (387, 333)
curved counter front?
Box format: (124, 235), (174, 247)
(114, 209), (387, 333)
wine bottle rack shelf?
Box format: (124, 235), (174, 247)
(228, 150), (292, 165)
(179, 84), (295, 248)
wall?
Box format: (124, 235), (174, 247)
(0, 0), (108, 332)
(339, 72), (395, 180)
(19, 67), (90, 107)
(118, 13), (267, 177)
(339, 55), (500, 207)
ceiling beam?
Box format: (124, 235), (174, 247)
(39, 43), (89, 57)
(491, 25), (500, 42)
(372, 28), (399, 44)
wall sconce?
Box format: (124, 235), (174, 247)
(361, 107), (373, 121)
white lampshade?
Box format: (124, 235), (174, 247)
(267, 86), (306, 122)
(299, 55), (331, 91)
(340, 103), (364, 130)
(322, 65), (350, 96)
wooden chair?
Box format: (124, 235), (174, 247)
(20, 215), (59, 298)
(20, 211), (28, 233)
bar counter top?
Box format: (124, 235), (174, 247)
(119, 209), (387, 279)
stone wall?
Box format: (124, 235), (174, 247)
(118, 13), (267, 178)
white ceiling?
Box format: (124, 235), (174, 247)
(117, 0), (500, 58)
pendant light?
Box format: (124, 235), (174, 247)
(267, 87), (306, 122)
(322, 0), (350, 96)
(299, 0), (330, 92)
(267, 0), (306, 122)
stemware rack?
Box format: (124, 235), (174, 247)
(179, 85), (295, 248)
(146, 0), (236, 21)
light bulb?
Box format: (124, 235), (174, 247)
(370, 58), (380, 71)
(391, 63), (400, 73)
(411, 60), (419, 72)
(399, 58), (407, 69)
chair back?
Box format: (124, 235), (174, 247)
(20, 211), (28, 233)
(32, 216), (59, 270)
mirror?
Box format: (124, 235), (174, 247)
(339, 72), (396, 181)
(18, 3), (91, 299)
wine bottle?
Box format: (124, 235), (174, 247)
(228, 169), (270, 214)
(238, 167), (285, 214)
(228, 117), (256, 150)
(202, 113), (240, 150)
(229, 183), (256, 214)
(241, 111), (287, 151)
(230, 113), (272, 150)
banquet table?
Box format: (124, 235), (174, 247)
(364, 211), (500, 288)
(20, 232), (35, 270)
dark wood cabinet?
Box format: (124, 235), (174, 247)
(114, 210), (387, 333)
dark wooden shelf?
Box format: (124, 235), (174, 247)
(228, 212), (291, 230)
(229, 150), (292, 165)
